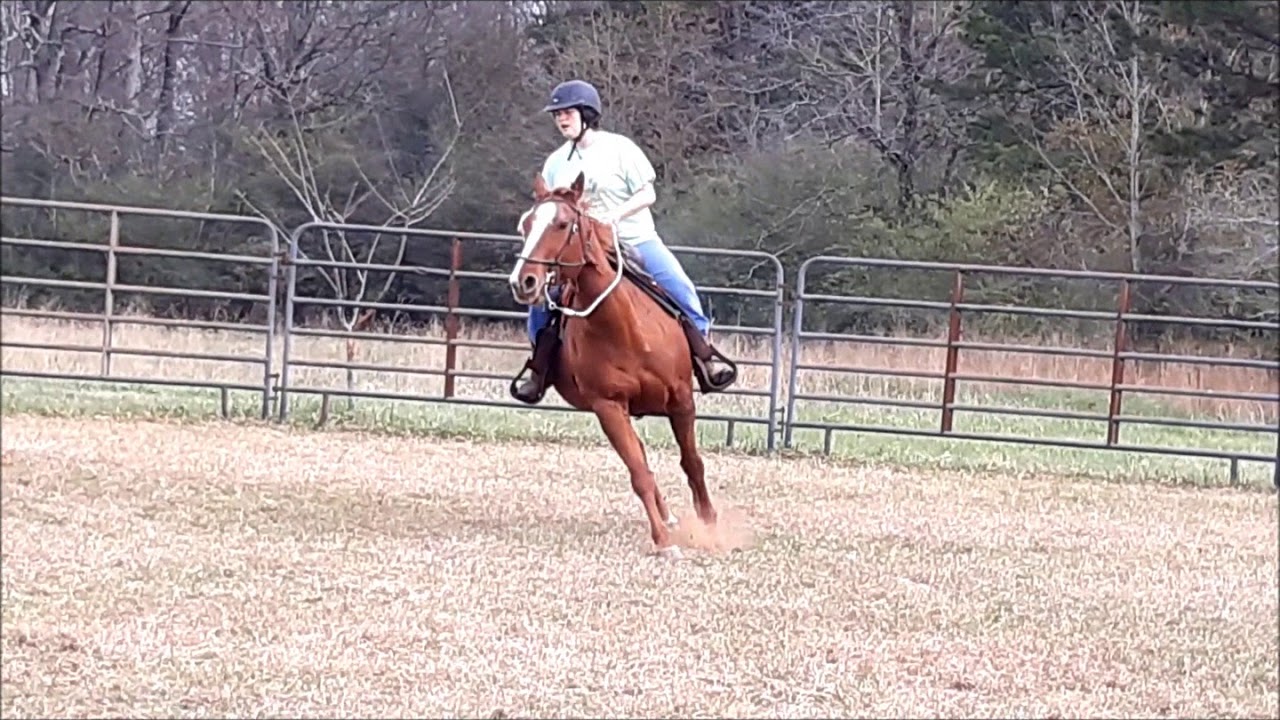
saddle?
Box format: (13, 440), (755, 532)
(602, 242), (738, 394)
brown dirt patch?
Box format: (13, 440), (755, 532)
(2, 416), (1276, 718)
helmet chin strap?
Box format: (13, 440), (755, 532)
(568, 112), (589, 160)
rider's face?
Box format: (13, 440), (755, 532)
(552, 108), (582, 139)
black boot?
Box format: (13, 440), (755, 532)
(678, 317), (739, 393)
(509, 317), (562, 405)
(701, 359), (737, 390)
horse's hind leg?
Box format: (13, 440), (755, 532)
(593, 403), (675, 555)
(669, 407), (716, 525)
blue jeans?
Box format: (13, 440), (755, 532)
(526, 239), (711, 342)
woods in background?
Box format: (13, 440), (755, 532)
(1, 0), (1276, 346)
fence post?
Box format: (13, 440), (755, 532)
(940, 270), (965, 433)
(261, 226), (281, 420)
(277, 224), (302, 422)
(443, 237), (462, 399)
(767, 258), (786, 453)
(102, 210), (119, 376)
(1266, 371), (1278, 491)
(783, 259), (813, 449)
(1107, 279), (1132, 446)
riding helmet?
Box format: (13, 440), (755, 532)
(543, 80), (603, 118)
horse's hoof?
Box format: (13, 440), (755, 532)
(655, 545), (684, 561)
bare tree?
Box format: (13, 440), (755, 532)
(745, 0), (978, 207)
(238, 65), (462, 402)
(992, 0), (1172, 273)
(1182, 166), (1279, 283)
(523, 1), (763, 184)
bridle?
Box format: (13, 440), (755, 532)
(516, 196), (589, 272)
(518, 196), (624, 319)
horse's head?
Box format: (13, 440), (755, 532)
(508, 171), (610, 306)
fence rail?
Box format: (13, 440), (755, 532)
(275, 220), (787, 447)
(2, 197), (1276, 485)
(785, 256), (1279, 483)
(0, 196), (280, 418)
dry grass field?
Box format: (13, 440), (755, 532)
(2, 415), (1277, 718)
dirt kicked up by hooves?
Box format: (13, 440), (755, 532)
(659, 506), (756, 559)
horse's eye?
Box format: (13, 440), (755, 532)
(555, 221), (569, 230)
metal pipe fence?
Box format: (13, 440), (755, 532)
(274, 220), (788, 449)
(0, 196), (280, 418)
(785, 256), (1279, 484)
(2, 197), (1276, 484)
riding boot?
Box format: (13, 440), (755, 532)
(510, 317), (562, 405)
(677, 317), (739, 393)
(702, 359), (737, 389)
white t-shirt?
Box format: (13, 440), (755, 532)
(540, 130), (661, 245)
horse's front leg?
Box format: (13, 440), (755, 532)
(592, 402), (678, 557)
(669, 406), (716, 526)
(654, 488), (677, 529)
(637, 436), (677, 528)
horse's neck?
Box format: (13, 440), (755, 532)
(567, 226), (636, 327)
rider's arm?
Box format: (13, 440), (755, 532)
(607, 182), (656, 223)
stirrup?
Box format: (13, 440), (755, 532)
(693, 350), (738, 394)
(677, 316), (738, 394)
(509, 361), (549, 404)
(509, 313), (562, 405)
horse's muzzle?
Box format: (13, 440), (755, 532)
(510, 272), (543, 306)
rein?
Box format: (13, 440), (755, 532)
(520, 198), (625, 319)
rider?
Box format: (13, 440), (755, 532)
(511, 78), (736, 404)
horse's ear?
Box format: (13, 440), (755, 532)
(532, 173), (550, 199)
(569, 171), (585, 199)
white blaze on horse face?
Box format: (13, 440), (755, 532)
(509, 201), (558, 289)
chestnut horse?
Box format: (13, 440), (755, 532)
(507, 171), (722, 558)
